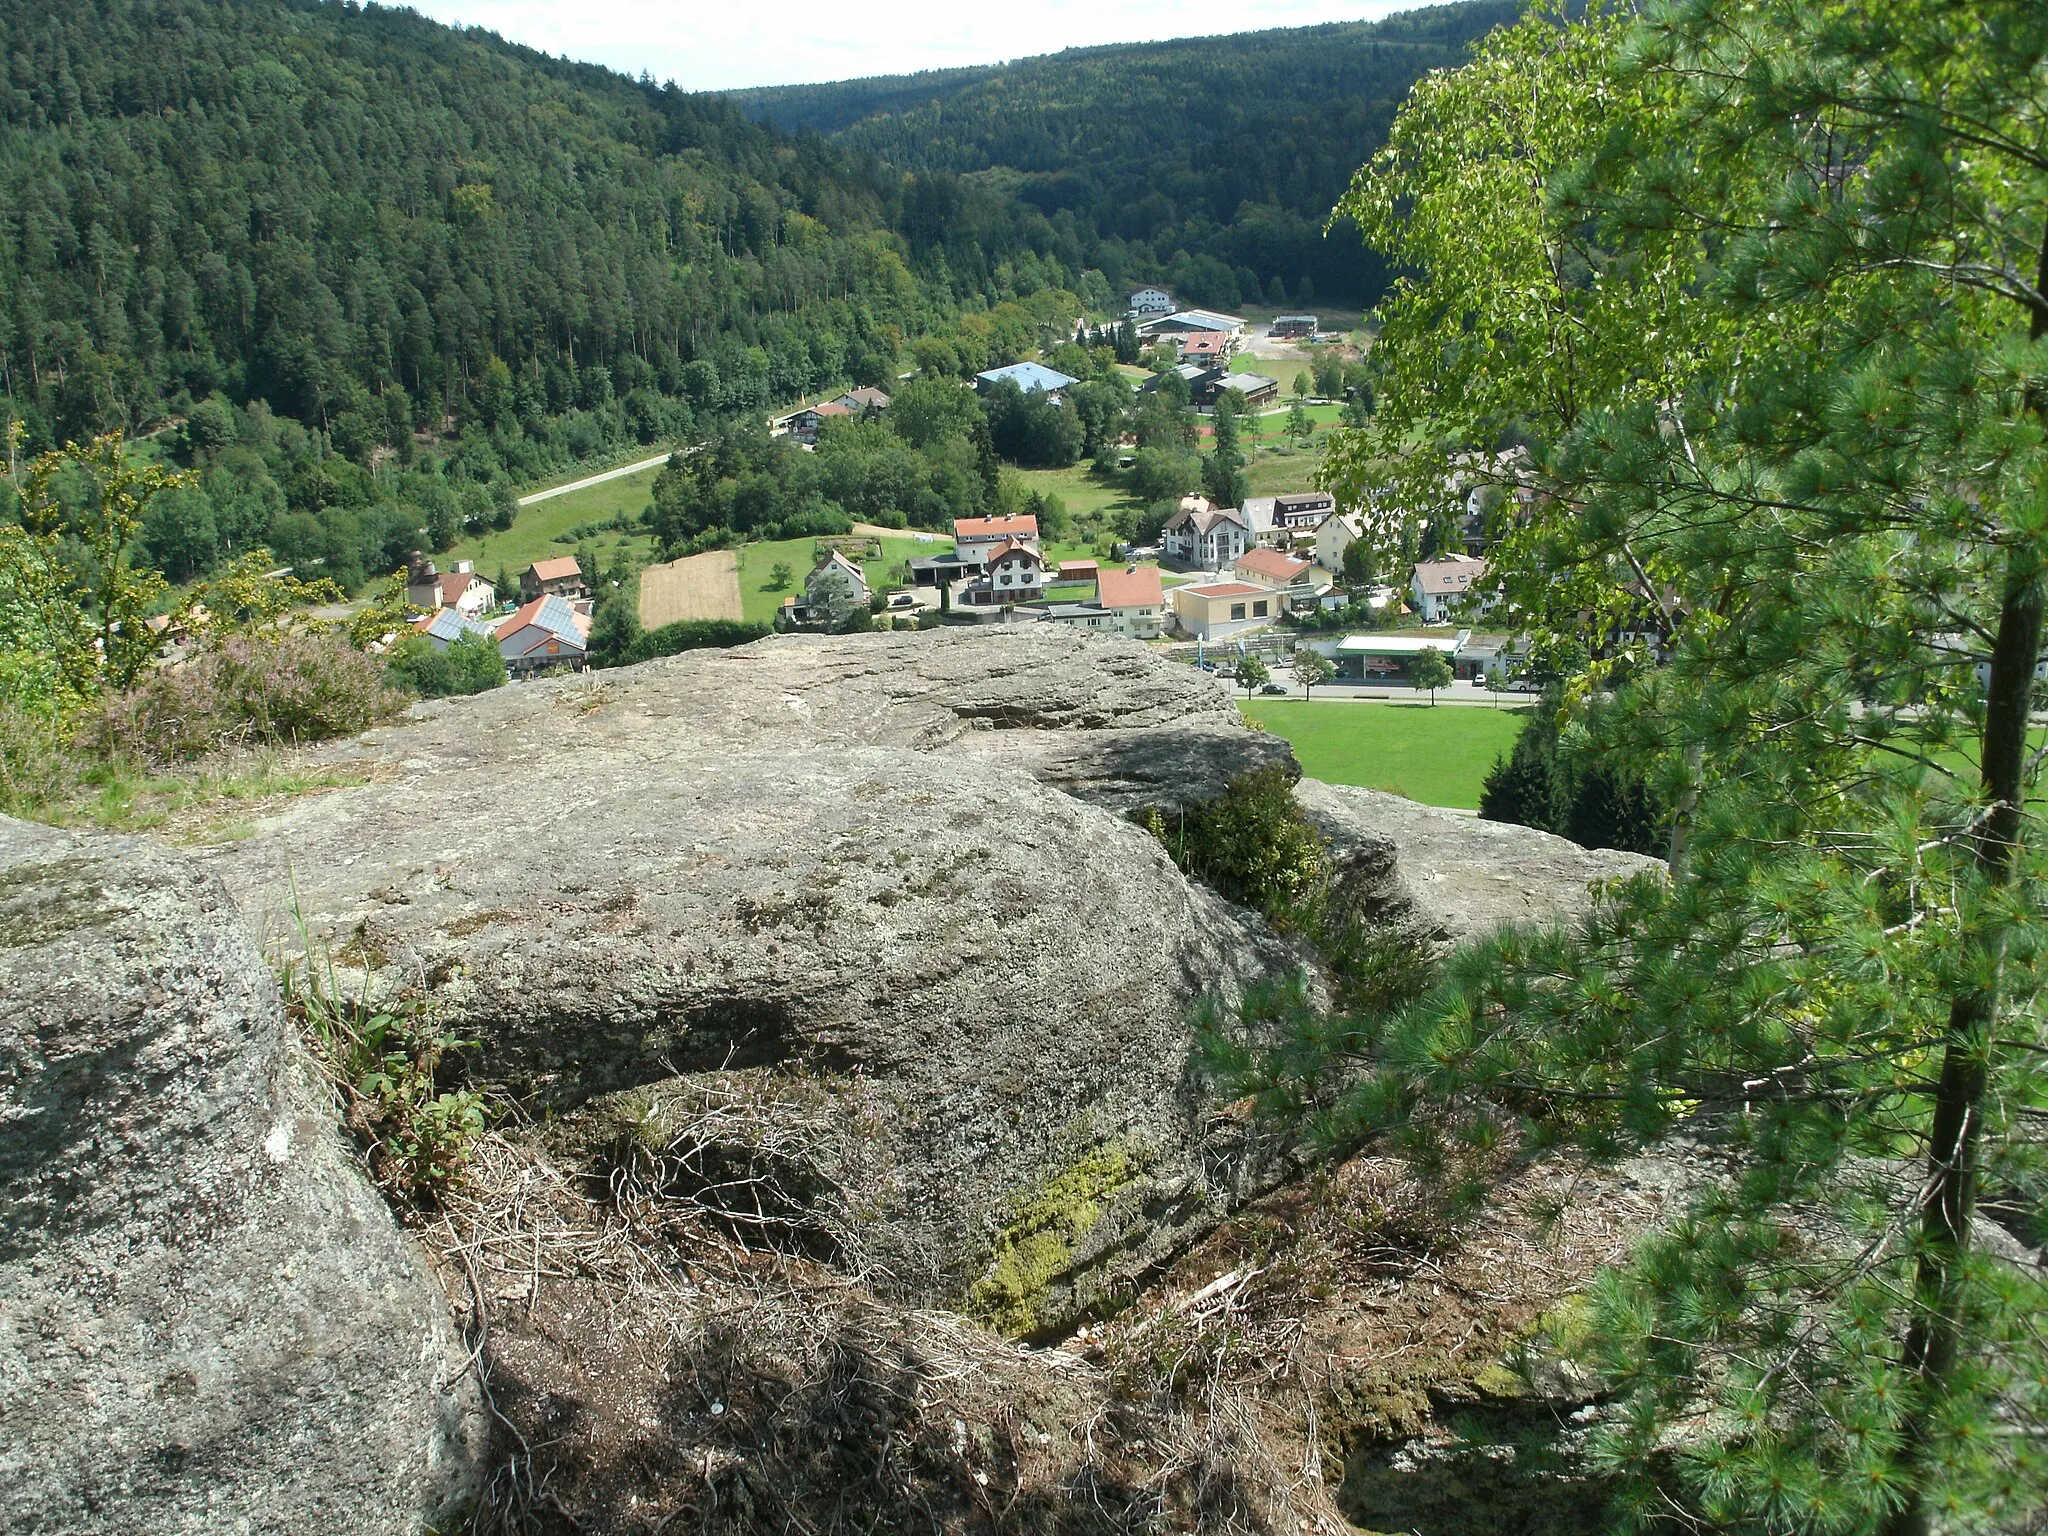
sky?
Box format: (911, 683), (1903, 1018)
(406, 1), (1417, 93)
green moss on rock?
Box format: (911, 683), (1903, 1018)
(969, 1142), (1140, 1335)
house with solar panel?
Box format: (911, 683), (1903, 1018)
(493, 593), (591, 678)
(409, 607), (497, 651)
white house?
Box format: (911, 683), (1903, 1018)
(1161, 499), (1250, 571)
(1410, 555), (1493, 624)
(1316, 512), (1365, 573)
(952, 514), (1041, 568)
(1128, 287), (1176, 316)
(799, 550), (871, 625)
(963, 540), (1046, 606)
(1096, 564), (1166, 638)
(406, 557), (495, 618)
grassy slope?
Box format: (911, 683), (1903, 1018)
(1241, 699), (1529, 810)
(446, 466), (663, 578)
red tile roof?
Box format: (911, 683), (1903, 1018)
(1181, 582), (1266, 600)
(986, 539), (1043, 565)
(1097, 565), (1163, 609)
(954, 514), (1039, 541)
(1234, 547), (1312, 584)
(526, 556), (582, 582)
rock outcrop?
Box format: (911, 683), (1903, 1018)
(1295, 779), (1660, 943)
(212, 629), (1305, 1328)
(0, 818), (480, 1535)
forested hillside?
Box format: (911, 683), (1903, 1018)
(0, 0), (1093, 588)
(733, 3), (1515, 308)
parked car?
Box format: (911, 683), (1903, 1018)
(885, 590), (918, 609)
(1259, 681), (1287, 695)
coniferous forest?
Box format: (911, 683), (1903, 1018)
(0, 0), (1086, 450)
(732, 3), (1516, 310)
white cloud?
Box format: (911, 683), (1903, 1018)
(406, 0), (1415, 92)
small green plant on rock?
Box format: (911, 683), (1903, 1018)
(281, 902), (487, 1205)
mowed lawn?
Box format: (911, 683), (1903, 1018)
(733, 533), (937, 625)
(1241, 700), (1530, 810)
(446, 465), (664, 577)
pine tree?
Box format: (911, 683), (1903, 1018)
(1257, 4), (2048, 1527)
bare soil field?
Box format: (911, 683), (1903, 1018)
(638, 549), (742, 627)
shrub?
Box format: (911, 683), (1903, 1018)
(1149, 764), (1439, 1014)
(617, 618), (769, 666)
(87, 633), (409, 764)
(0, 699), (80, 818)
(1146, 764), (1324, 922)
(386, 630), (506, 698)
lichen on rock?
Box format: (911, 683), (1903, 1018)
(969, 1138), (1147, 1335)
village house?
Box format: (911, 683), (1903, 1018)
(831, 386), (893, 415)
(494, 593), (590, 678)
(963, 540), (1046, 606)
(1179, 333), (1232, 368)
(1315, 511), (1366, 573)
(1161, 498), (1251, 571)
(1095, 563), (1166, 638)
(410, 606), (497, 651)
(952, 514), (1041, 568)
(1241, 491), (1334, 551)
(1270, 314), (1318, 339)
(793, 550), (871, 626)
(787, 400), (852, 445)
(1273, 489), (1336, 528)
(1410, 554), (1493, 624)
(1169, 580), (1276, 642)
(1213, 371), (1279, 409)
(1127, 286), (1176, 316)
(519, 556), (588, 604)
(1033, 562), (1165, 637)
(973, 362), (1079, 399)
(1231, 546), (1338, 613)
(406, 556), (495, 617)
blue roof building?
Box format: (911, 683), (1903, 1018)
(974, 362), (1080, 397)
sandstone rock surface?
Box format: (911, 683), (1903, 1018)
(1294, 779), (1662, 942)
(213, 629), (1303, 1326)
(0, 817), (479, 1535)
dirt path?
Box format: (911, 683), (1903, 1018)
(638, 549), (742, 627)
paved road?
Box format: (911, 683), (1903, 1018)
(517, 449), (680, 507)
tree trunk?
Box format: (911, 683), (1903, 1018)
(1880, 545), (2044, 1536)
(1882, 217), (2048, 1536)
